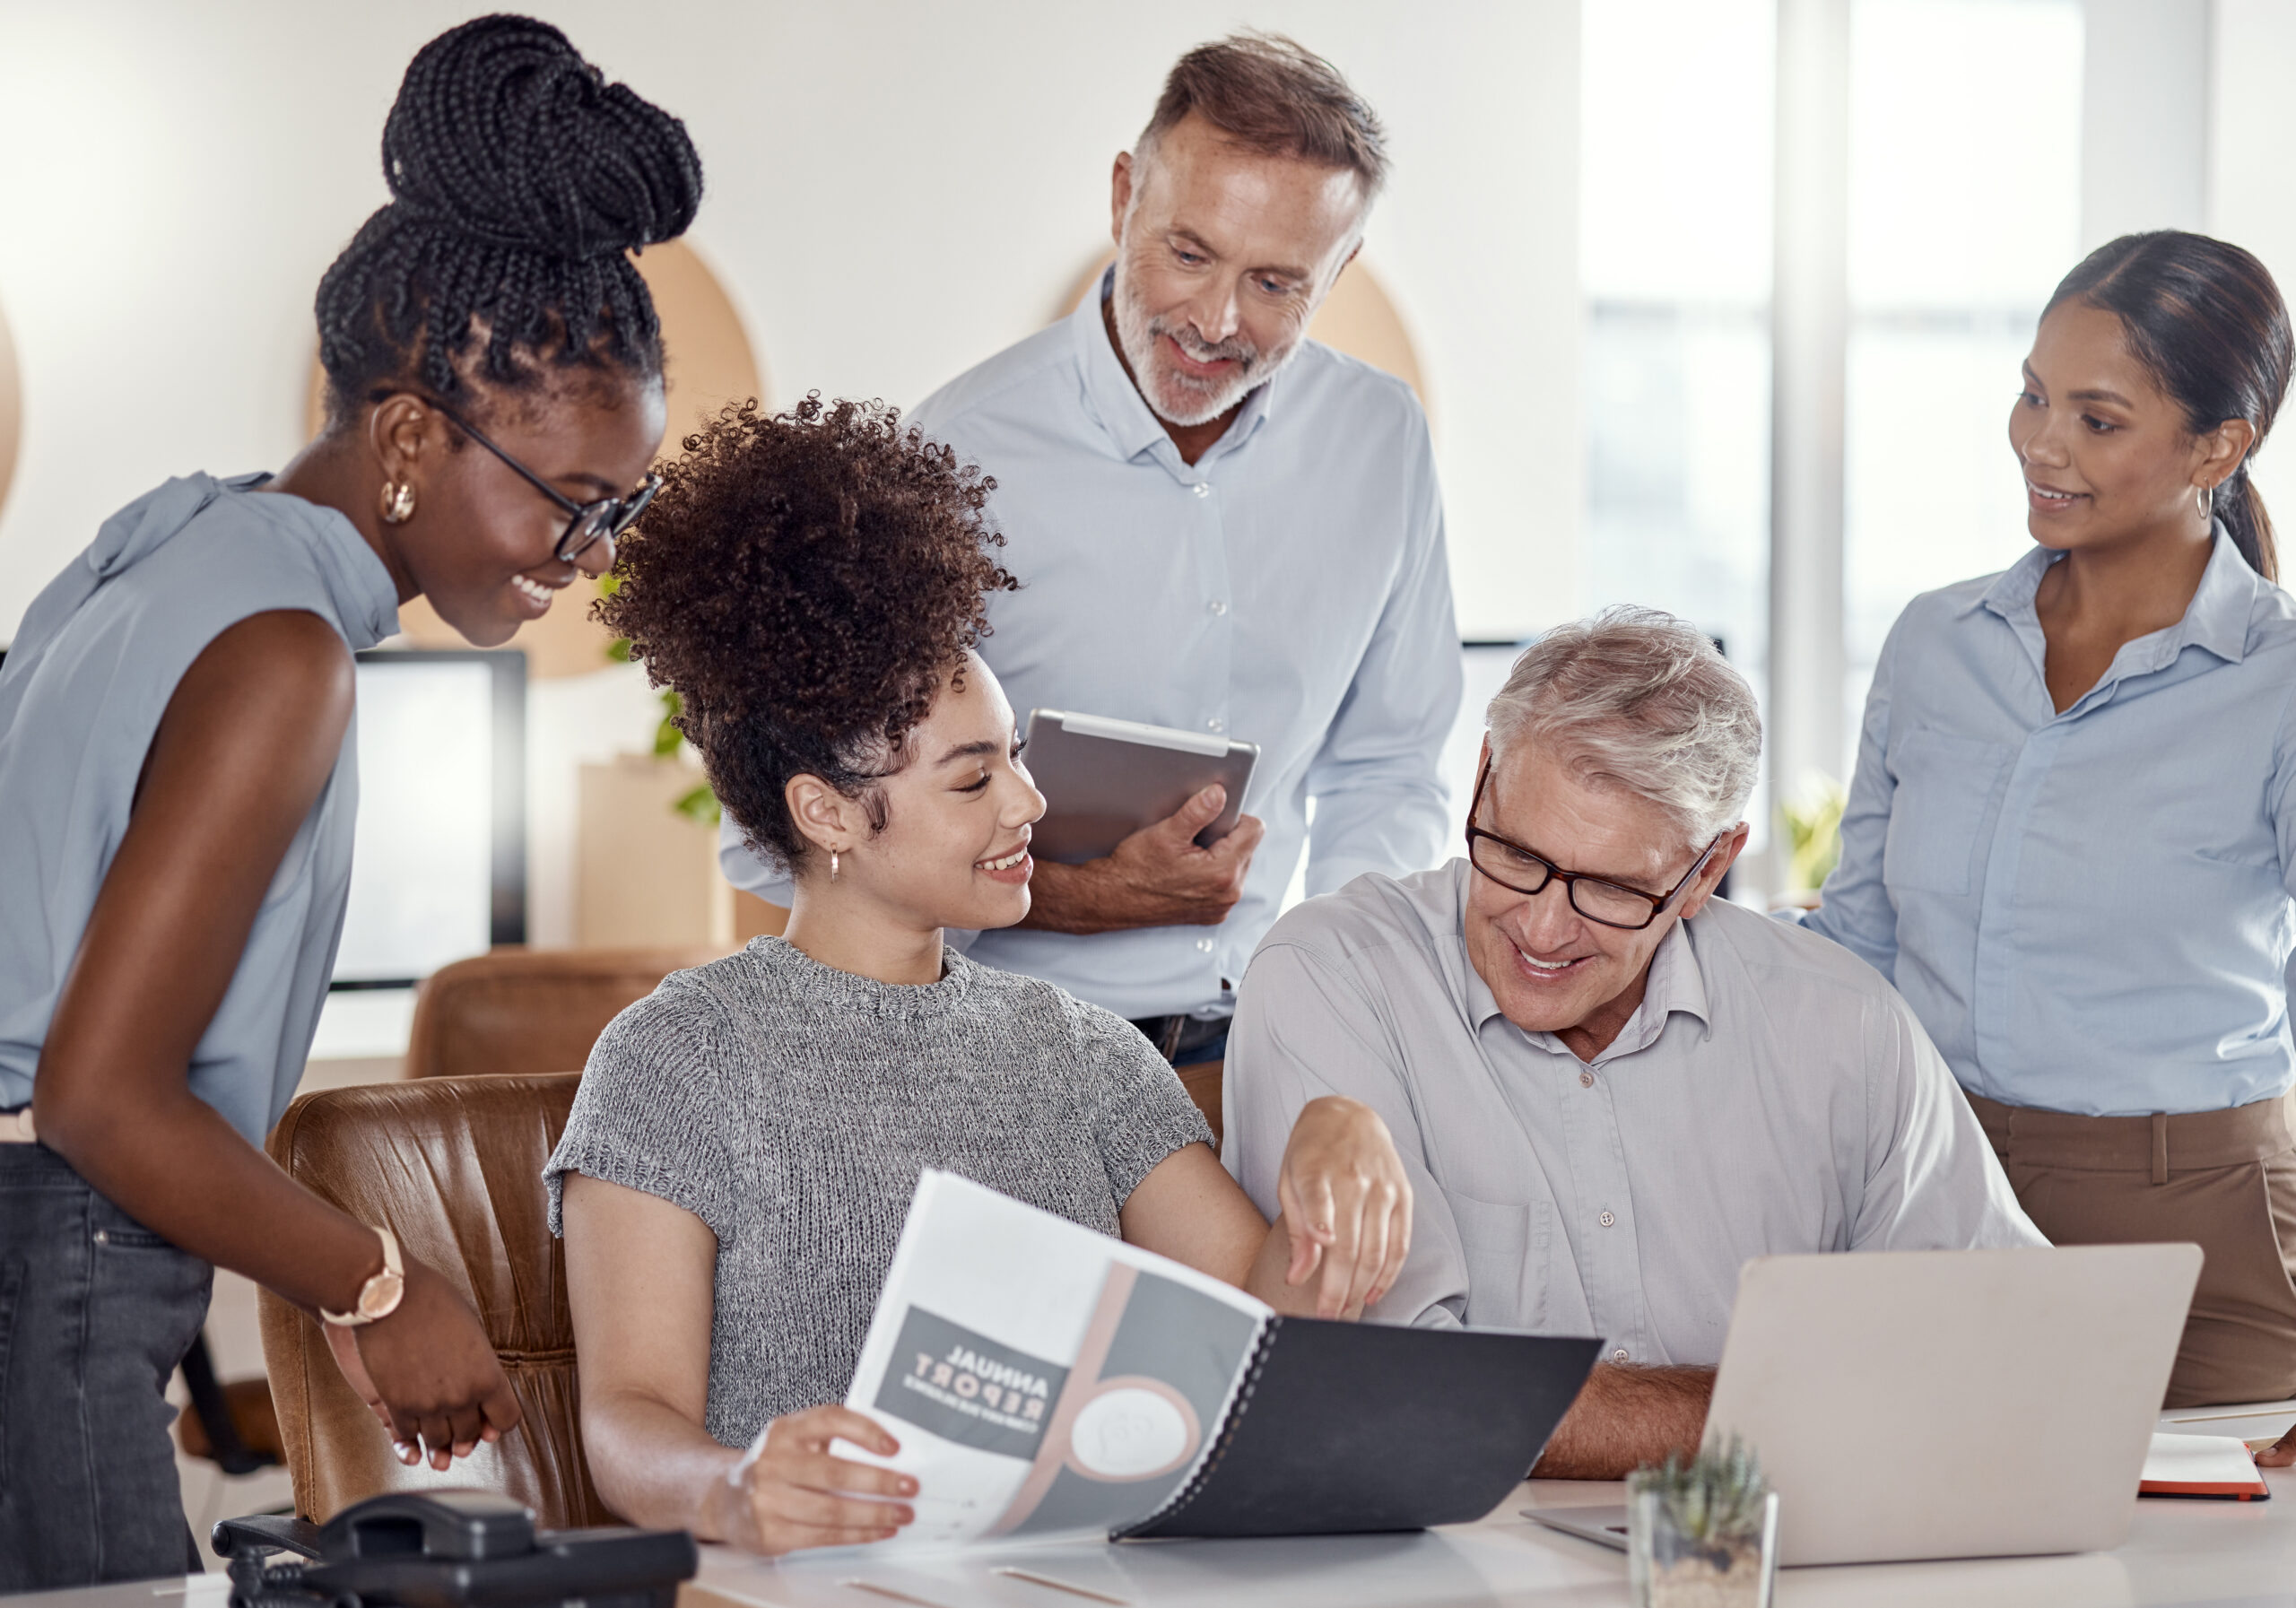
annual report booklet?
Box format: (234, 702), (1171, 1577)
(839, 1170), (1603, 1551)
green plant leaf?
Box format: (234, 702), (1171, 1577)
(673, 782), (721, 825)
(1630, 1432), (1769, 1543)
(652, 688), (685, 758)
(1778, 773), (1847, 894)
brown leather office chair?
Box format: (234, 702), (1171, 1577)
(258, 1073), (608, 1526)
(404, 946), (726, 1081)
(1176, 1062), (1224, 1150)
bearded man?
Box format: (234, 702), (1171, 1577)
(724, 34), (1461, 1085)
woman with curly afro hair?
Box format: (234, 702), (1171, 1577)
(544, 396), (1413, 1557)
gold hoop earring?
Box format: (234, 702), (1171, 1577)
(378, 481), (416, 525)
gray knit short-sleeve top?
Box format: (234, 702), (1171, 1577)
(544, 938), (1213, 1448)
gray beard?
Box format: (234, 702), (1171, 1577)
(1110, 261), (1300, 428)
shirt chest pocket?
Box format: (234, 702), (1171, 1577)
(1448, 1192), (1552, 1329)
(1883, 729), (2017, 896)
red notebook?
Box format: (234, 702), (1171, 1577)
(2140, 1433), (2270, 1500)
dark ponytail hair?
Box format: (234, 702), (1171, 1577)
(2046, 230), (2292, 583)
(314, 14), (703, 423)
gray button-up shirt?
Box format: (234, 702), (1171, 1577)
(1224, 862), (2042, 1363)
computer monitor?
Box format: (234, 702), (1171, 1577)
(332, 648), (526, 989)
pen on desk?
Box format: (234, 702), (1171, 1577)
(992, 1566), (1133, 1604)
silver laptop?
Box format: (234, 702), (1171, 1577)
(1526, 1243), (2200, 1567)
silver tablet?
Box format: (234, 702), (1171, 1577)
(1022, 709), (1259, 865)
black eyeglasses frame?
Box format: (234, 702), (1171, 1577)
(1462, 760), (1724, 932)
(422, 399), (660, 565)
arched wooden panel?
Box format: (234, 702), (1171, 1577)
(308, 239), (765, 677)
(0, 292), (20, 524)
(1062, 252), (1431, 427)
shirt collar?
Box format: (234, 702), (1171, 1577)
(1069, 267), (1276, 475)
(2179, 526), (2264, 665)
(1965, 543), (2057, 621)
(1464, 900), (1715, 1063)
(1971, 526), (2260, 670)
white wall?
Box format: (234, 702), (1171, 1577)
(2208, 0), (2296, 514)
(0, 0), (1578, 645)
(2082, 0), (2209, 252)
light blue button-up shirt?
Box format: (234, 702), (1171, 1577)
(722, 275), (1462, 1020)
(1805, 532), (2296, 1117)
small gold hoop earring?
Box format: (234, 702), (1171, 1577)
(830, 850), (839, 881)
(378, 481), (417, 525)
(2198, 482), (2216, 521)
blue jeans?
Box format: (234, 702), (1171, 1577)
(1172, 1028), (1229, 1068)
(0, 1138), (211, 1589)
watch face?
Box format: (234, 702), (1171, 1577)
(360, 1270), (405, 1321)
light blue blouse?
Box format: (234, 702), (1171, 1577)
(1805, 531), (2296, 1117)
(0, 474), (399, 1145)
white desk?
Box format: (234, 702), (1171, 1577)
(684, 1403), (2296, 1608)
(13, 1405), (2295, 1607)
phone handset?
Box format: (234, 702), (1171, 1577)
(212, 1487), (695, 1607)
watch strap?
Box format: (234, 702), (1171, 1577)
(321, 1225), (404, 1327)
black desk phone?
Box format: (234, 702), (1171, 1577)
(211, 1489), (696, 1608)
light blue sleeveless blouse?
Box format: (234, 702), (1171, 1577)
(0, 474), (399, 1144)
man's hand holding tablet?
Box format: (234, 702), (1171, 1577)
(1016, 708), (1265, 935)
(1023, 783), (1265, 934)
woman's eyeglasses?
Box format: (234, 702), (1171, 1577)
(1462, 761), (1722, 931)
(430, 401), (659, 565)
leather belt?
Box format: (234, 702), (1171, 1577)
(1127, 1014), (1231, 1062)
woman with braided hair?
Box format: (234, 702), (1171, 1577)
(0, 17), (700, 1586)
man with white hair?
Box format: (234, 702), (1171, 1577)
(1225, 608), (2041, 1478)
(721, 34), (1459, 1090)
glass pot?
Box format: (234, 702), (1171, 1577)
(1625, 1482), (1779, 1608)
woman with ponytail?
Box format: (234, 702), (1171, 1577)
(1807, 230), (2296, 1411)
(0, 18), (701, 1586)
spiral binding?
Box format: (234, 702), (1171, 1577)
(1110, 1317), (1286, 1538)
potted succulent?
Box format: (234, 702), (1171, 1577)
(1626, 1435), (1779, 1608)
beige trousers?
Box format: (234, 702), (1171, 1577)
(1969, 1090), (2296, 1409)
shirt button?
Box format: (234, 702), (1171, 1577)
(1192, 482), (1211, 497)
(1578, 1071), (1595, 1088)
(1196, 937), (1214, 953)
(1206, 717), (1224, 733)
(1613, 1348), (1630, 1364)
(1207, 600), (1228, 616)
(1599, 1211), (1616, 1228)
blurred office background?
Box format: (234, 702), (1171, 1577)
(1, 0), (2289, 1551)
(4, 0), (2287, 927)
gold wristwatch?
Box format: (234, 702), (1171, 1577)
(321, 1226), (405, 1327)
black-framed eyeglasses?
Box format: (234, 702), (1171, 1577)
(430, 401), (660, 565)
(1463, 761), (1723, 931)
